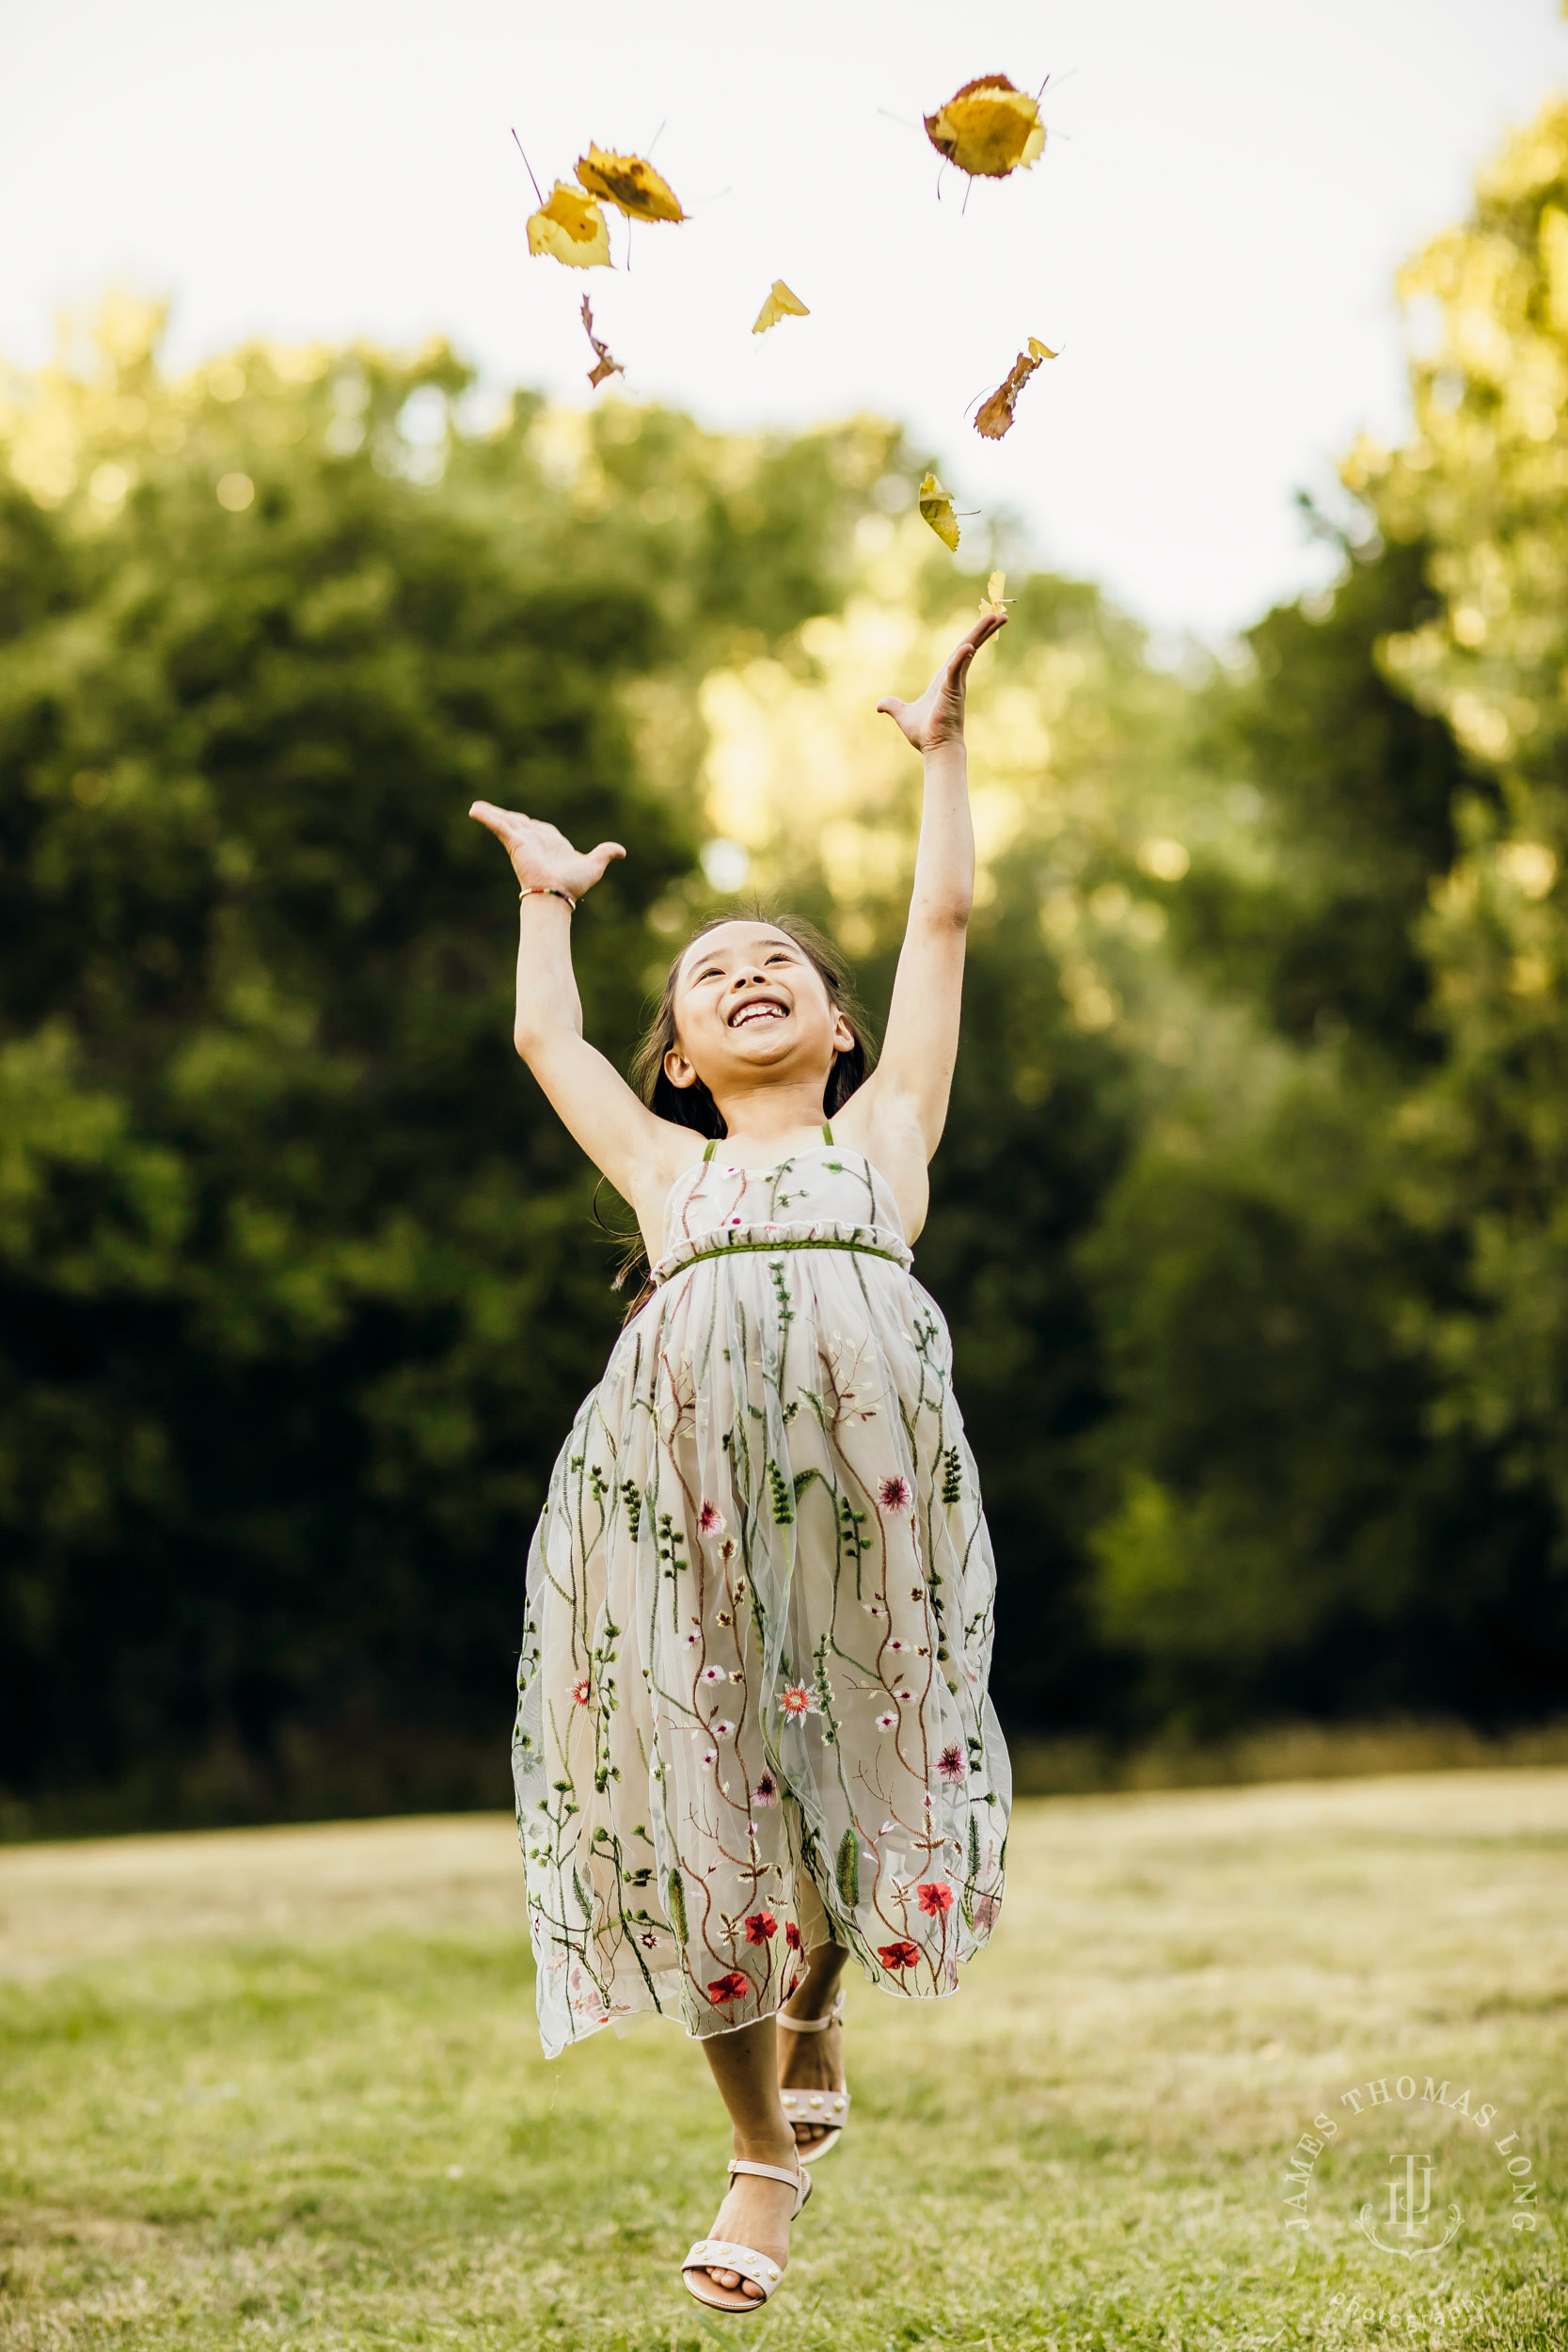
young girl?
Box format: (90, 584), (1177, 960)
(470, 613), (1012, 2315)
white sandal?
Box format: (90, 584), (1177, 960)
(681, 2154), (813, 2313)
(777, 1988), (849, 2163)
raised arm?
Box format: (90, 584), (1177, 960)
(467, 802), (684, 1208)
(856, 613), (1005, 1158)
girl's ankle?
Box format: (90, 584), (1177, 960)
(733, 2130), (800, 2168)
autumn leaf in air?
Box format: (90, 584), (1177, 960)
(579, 297), (625, 389)
(752, 279), (810, 335)
(527, 181), (611, 269)
(575, 146), (687, 222)
(979, 570), (1013, 618)
(924, 74), (1045, 179)
(974, 338), (1058, 439)
(918, 472), (964, 553)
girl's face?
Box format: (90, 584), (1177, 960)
(665, 923), (852, 1104)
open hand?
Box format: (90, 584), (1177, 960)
(468, 803), (626, 899)
(876, 612), (1005, 754)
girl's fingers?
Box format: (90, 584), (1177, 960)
(958, 614), (1003, 661)
(468, 800), (525, 842)
(942, 612), (1004, 691)
(875, 695), (907, 721)
(587, 842), (627, 880)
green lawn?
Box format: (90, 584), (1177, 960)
(2, 1773), (1564, 2349)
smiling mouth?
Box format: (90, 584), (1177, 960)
(729, 998), (788, 1028)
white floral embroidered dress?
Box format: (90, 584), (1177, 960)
(513, 1127), (1011, 2058)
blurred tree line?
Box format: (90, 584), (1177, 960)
(5, 97), (1568, 1830)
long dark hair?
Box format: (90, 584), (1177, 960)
(599, 906), (879, 1313)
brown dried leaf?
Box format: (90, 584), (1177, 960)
(924, 74), (1046, 179)
(579, 297), (625, 390)
(974, 337), (1059, 439)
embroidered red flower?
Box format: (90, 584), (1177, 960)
(698, 1500), (726, 1535)
(570, 1677), (592, 1707)
(744, 1911), (777, 1944)
(937, 1741), (966, 1782)
(916, 1880), (955, 1915)
(878, 1473), (912, 1513)
(706, 1970), (751, 2007)
(879, 1938), (921, 1969)
(781, 1681), (813, 1715)
(784, 1921), (801, 1950)
(753, 1771), (780, 1806)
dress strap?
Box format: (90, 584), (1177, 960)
(703, 1137), (718, 1162)
(821, 1120), (834, 1143)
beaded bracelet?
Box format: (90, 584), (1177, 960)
(518, 884), (578, 911)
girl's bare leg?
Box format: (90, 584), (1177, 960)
(779, 1939), (848, 2148)
(692, 2016), (805, 2306)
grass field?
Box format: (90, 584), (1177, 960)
(2, 1772), (1564, 2350)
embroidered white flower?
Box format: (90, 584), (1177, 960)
(876, 1709), (898, 1730)
(700, 1664), (727, 1684)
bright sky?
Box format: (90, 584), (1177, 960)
(6, 0), (1564, 640)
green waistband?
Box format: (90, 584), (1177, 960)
(657, 1234), (907, 1283)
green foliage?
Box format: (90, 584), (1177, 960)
(0, 308), (899, 1819)
(1067, 79), (1568, 1719)
(1081, 530), (1563, 1733)
(13, 76), (1568, 1817)
(1174, 531), (1471, 1063)
(1350, 101), (1568, 1519)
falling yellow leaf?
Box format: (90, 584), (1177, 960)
(979, 570), (1013, 618)
(924, 74), (1046, 179)
(752, 279), (811, 334)
(974, 337), (1059, 440)
(918, 471), (962, 552)
(579, 297), (625, 389)
(575, 146), (687, 223)
(527, 181), (611, 269)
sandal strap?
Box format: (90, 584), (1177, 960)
(727, 2154), (809, 2214)
(682, 2239), (783, 2301)
(776, 1990), (845, 2033)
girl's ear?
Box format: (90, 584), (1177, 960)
(664, 1042), (698, 1091)
(831, 1008), (854, 1056)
